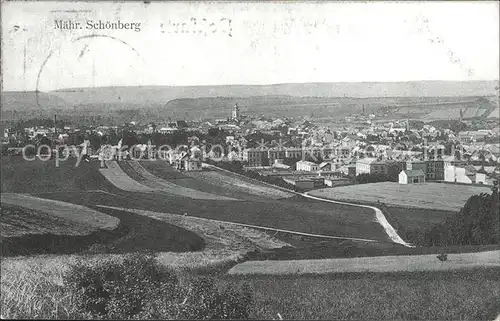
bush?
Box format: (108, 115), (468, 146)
(63, 251), (252, 319)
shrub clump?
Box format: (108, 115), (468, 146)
(63, 251), (252, 319)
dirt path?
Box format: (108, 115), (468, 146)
(227, 250), (500, 275)
(303, 193), (413, 247)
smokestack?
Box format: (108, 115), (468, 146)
(54, 114), (57, 137)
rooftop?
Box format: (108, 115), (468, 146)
(297, 160), (318, 166)
(402, 169), (425, 177)
(357, 157), (386, 165)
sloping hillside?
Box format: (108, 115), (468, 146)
(1, 91), (69, 110)
(2, 81), (497, 121)
(49, 81), (498, 107)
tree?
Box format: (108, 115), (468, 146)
(102, 129), (120, 146)
(405, 188), (499, 246)
(122, 130), (138, 149)
(86, 133), (102, 151)
(38, 136), (52, 155)
(387, 162), (403, 182)
(282, 157), (300, 169)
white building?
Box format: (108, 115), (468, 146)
(324, 177), (350, 187)
(184, 158), (202, 171)
(399, 169), (426, 184)
(231, 103), (240, 120)
(296, 160), (319, 172)
(444, 165), (487, 184)
(158, 127), (178, 134)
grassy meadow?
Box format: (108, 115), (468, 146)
(311, 182), (492, 212)
(224, 268), (500, 320)
(0, 156), (109, 193)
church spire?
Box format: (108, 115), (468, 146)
(232, 103), (240, 120)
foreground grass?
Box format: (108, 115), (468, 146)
(3, 254), (499, 320)
(1, 257), (83, 319)
(224, 268), (500, 320)
(0, 253), (249, 319)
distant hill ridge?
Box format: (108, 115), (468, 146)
(2, 80), (497, 112)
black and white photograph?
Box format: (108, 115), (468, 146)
(1, 1), (499, 319)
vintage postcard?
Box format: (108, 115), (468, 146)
(1, 1), (499, 320)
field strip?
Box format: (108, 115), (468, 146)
(1, 193), (120, 232)
(96, 205), (289, 268)
(128, 161), (237, 200)
(201, 163), (295, 198)
(97, 205), (289, 250)
(99, 161), (155, 192)
(227, 250), (500, 275)
(203, 163), (410, 247)
(303, 193), (413, 247)
(96, 205), (378, 243)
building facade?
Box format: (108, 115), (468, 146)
(399, 169), (426, 184)
(296, 160), (319, 172)
(268, 148), (286, 165)
(356, 158), (388, 175)
(444, 165), (487, 184)
(242, 148), (268, 167)
(425, 160), (445, 180)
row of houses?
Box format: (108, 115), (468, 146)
(354, 156), (468, 180)
(291, 155), (497, 186)
(243, 146), (351, 167)
(398, 164), (491, 185)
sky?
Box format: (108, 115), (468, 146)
(2, 1), (499, 91)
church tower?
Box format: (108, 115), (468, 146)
(232, 103), (240, 120)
